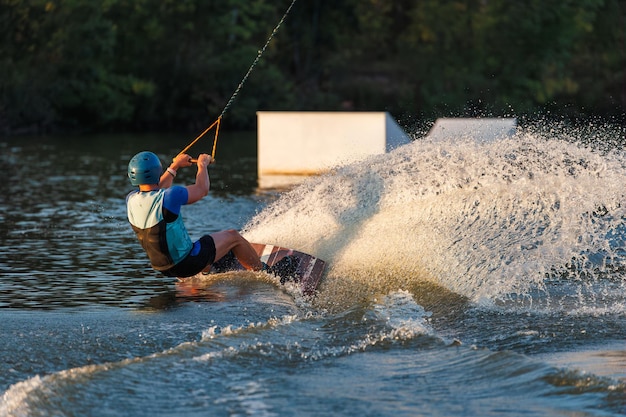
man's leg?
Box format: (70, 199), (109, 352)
(208, 229), (263, 271)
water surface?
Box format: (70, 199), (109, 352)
(1, 126), (625, 416)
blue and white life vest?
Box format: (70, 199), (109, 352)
(127, 189), (193, 271)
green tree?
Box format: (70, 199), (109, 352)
(0, 0), (153, 132)
(104, 0), (296, 129)
(476, 0), (609, 115)
(561, 0), (625, 118)
(0, 0), (623, 134)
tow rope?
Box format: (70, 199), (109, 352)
(179, 0), (298, 161)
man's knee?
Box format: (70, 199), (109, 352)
(224, 229), (243, 241)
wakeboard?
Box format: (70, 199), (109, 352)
(210, 243), (326, 296)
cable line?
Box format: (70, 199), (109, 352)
(179, 0), (297, 161)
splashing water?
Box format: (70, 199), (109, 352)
(243, 124), (625, 312)
(1, 129), (625, 417)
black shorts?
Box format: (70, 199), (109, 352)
(162, 235), (216, 278)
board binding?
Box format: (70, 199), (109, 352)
(210, 243), (326, 296)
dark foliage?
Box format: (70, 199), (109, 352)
(0, 0), (623, 135)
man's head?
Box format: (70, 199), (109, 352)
(128, 151), (162, 186)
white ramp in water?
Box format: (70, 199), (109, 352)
(257, 111), (410, 183)
(427, 118), (517, 142)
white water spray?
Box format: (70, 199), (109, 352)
(244, 124), (625, 310)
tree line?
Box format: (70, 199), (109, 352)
(1, 0), (624, 135)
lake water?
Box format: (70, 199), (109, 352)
(1, 125), (625, 416)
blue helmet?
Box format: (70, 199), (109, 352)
(128, 151), (162, 185)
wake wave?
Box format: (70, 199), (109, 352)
(0, 291), (436, 417)
(4, 287), (622, 417)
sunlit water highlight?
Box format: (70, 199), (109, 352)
(0, 125), (624, 416)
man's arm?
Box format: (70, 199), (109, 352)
(186, 154), (214, 204)
(159, 153), (193, 189)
